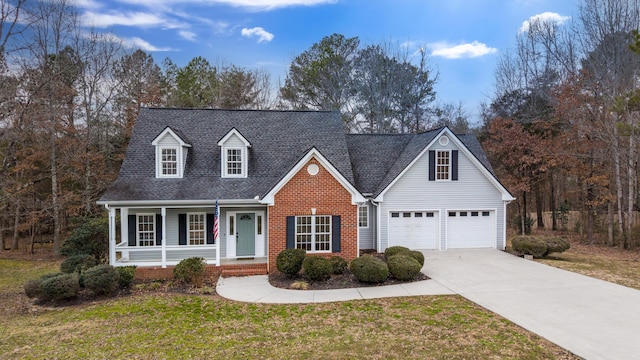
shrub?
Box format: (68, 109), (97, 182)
(408, 250), (425, 267)
(276, 248), (306, 277)
(387, 255), (422, 281)
(302, 256), (332, 281)
(543, 237), (570, 256)
(350, 255), (389, 283)
(329, 256), (348, 275)
(511, 236), (547, 257)
(173, 257), (206, 286)
(117, 266), (137, 289)
(39, 273), (80, 301)
(60, 254), (97, 274)
(384, 246), (411, 259)
(60, 216), (109, 262)
(84, 265), (120, 296)
(24, 272), (65, 299)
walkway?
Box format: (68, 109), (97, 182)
(217, 249), (640, 360)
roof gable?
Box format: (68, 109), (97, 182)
(151, 126), (192, 147)
(217, 128), (252, 147)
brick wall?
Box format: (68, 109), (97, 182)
(268, 158), (358, 272)
(134, 263), (268, 280)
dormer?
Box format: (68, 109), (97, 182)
(217, 128), (251, 178)
(151, 127), (191, 178)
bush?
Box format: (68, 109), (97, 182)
(408, 250), (425, 267)
(117, 266), (137, 289)
(387, 255), (422, 281)
(24, 272), (65, 299)
(276, 248), (306, 277)
(329, 256), (348, 275)
(173, 257), (206, 286)
(39, 273), (80, 301)
(84, 265), (120, 296)
(60, 254), (97, 274)
(384, 246), (411, 259)
(543, 237), (570, 256)
(511, 236), (547, 257)
(302, 256), (332, 281)
(60, 216), (109, 262)
(350, 255), (389, 283)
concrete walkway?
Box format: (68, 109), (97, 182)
(217, 249), (640, 360)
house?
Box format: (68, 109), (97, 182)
(97, 108), (514, 276)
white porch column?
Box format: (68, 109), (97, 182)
(161, 207), (167, 268)
(120, 208), (129, 245)
(109, 206), (116, 266)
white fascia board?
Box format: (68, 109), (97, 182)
(151, 127), (191, 147)
(217, 128), (252, 147)
(260, 147), (366, 206)
(374, 127), (514, 202)
(96, 199), (262, 207)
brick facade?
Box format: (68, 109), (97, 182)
(268, 157), (358, 272)
(134, 263), (268, 280)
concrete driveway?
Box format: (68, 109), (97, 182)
(423, 249), (640, 360)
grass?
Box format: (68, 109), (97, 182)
(0, 255), (576, 359)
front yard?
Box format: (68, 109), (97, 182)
(0, 255), (576, 359)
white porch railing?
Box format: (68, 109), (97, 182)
(112, 242), (219, 267)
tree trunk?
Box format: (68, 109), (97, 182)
(550, 172), (557, 231)
(627, 133), (635, 249)
(521, 191), (527, 235)
(12, 199), (19, 250)
(50, 112), (61, 255)
(608, 201), (614, 246)
(535, 183), (544, 229)
(614, 126), (625, 245)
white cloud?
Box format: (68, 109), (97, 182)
(430, 41), (497, 59)
(241, 27), (274, 42)
(178, 30), (197, 41)
(519, 12), (570, 33)
(126, 37), (176, 51)
(118, 0), (336, 11)
(82, 10), (183, 29)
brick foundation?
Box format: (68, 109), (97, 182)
(268, 157), (358, 273)
(133, 263), (268, 280)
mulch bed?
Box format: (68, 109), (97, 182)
(269, 269), (429, 290)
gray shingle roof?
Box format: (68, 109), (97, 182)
(99, 108), (354, 202)
(99, 108), (498, 203)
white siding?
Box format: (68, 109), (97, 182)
(223, 134), (246, 147)
(157, 134), (180, 146)
(358, 202), (377, 250)
(378, 140), (507, 251)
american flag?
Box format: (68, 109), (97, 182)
(213, 200), (219, 244)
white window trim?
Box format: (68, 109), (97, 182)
(137, 213), (156, 247)
(221, 146), (248, 178)
(187, 212), (206, 246)
(358, 205), (369, 228)
(295, 215), (332, 253)
(156, 145), (183, 178)
(436, 150), (451, 182)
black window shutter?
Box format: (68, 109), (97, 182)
(178, 214), (187, 245)
(286, 216), (295, 249)
(155, 214), (163, 245)
(332, 215), (341, 253)
(128, 215), (136, 246)
(206, 214), (215, 244)
(451, 150), (459, 181)
(428, 150), (436, 181)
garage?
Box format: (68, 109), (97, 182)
(388, 211), (439, 249)
(447, 210), (495, 248)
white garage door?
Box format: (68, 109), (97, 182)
(447, 210), (495, 248)
(388, 211), (439, 249)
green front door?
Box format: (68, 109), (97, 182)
(236, 213), (255, 256)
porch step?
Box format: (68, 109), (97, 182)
(220, 263), (268, 277)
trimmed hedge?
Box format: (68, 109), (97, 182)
(544, 237), (570, 256)
(60, 254), (97, 275)
(512, 236), (547, 257)
(384, 246), (411, 259)
(329, 256), (348, 275)
(117, 266), (137, 289)
(276, 248), (306, 277)
(350, 255), (389, 283)
(408, 250), (425, 267)
(387, 255), (422, 281)
(174, 257), (206, 286)
(39, 273), (80, 301)
(302, 256), (332, 281)
(84, 265), (120, 295)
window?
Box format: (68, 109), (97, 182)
(137, 214), (155, 246)
(358, 206), (369, 228)
(403, 212), (411, 218)
(449, 212), (456, 217)
(460, 212), (468, 217)
(257, 215), (262, 235)
(229, 215), (234, 235)
(426, 212), (434, 217)
(482, 211), (490, 217)
(436, 150), (450, 180)
(225, 148), (244, 177)
(160, 147), (178, 176)
(471, 211), (479, 217)
(188, 213), (205, 245)
(391, 212), (400, 218)
(415, 212), (423, 217)
(295, 215), (331, 252)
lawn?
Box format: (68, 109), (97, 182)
(0, 257), (577, 360)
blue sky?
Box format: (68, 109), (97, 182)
(78, 0), (578, 123)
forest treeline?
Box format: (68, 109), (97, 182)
(1, 0), (640, 253)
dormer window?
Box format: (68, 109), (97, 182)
(152, 127), (191, 179)
(218, 128), (251, 179)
